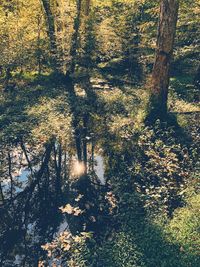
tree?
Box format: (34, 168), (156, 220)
(0, 0), (46, 87)
(148, 0), (180, 121)
(84, 0), (91, 16)
(41, 0), (60, 72)
(67, 0), (82, 78)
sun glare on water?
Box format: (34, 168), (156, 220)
(71, 160), (86, 177)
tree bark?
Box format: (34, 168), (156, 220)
(84, 0), (91, 16)
(41, 0), (59, 72)
(37, 13), (43, 75)
(148, 0), (179, 121)
(66, 0), (82, 77)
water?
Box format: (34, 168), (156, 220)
(2, 169), (30, 195)
(94, 155), (105, 185)
(0, 75), (114, 266)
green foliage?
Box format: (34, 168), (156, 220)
(137, 121), (192, 216)
(42, 231), (93, 267)
(169, 76), (200, 110)
(47, 191), (200, 267)
(0, 0), (48, 74)
(165, 192), (200, 262)
(28, 96), (72, 145)
(94, 231), (145, 267)
(174, 0), (200, 74)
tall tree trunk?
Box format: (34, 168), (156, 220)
(41, 0), (59, 72)
(37, 13), (42, 75)
(66, 0), (82, 78)
(148, 0), (179, 121)
(84, 0), (91, 16)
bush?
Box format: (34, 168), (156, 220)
(136, 121), (192, 216)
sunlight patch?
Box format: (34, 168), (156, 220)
(71, 160), (86, 177)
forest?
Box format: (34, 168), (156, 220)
(0, 0), (199, 266)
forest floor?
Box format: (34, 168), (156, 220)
(0, 71), (200, 266)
